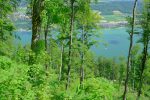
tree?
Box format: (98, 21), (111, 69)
(31, 0), (45, 53)
(42, 0), (63, 70)
(123, 0), (138, 99)
(0, 0), (19, 56)
(77, 3), (101, 86)
(65, 0), (101, 89)
(66, 0), (75, 90)
(57, 6), (70, 81)
(137, 0), (150, 98)
(130, 45), (141, 90)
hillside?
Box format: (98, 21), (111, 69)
(1, 0), (150, 100)
(91, 1), (143, 15)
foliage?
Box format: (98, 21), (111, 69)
(75, 78), (117, 100)
(0, 0), (150, 100)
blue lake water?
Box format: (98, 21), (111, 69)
(15, 27), (140, 58)
(15, 30), (32, 45)
(92, 27), (140, 58)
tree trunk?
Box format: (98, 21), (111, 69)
(49, 36), (53, 68)
(66, 0), (75, 90)
(29, 0), (44, 65)
(0, 4), (3, 41)
(80, 26), (85, 87)
(123, 0), (138, 99)
(59, 42), (64, 81)
(137, 39), (149, 99)
(137, 3), (150, 98)
(31, 0), (44, 51)
(44, 17), (49, 70)
(44, 22), (49, 52)
(59, 26), (66, 81)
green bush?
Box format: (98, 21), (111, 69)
(0, 56), (33, 99)
(75, 78), (117, 100)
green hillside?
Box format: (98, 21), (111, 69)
(91, 1), (143, 15)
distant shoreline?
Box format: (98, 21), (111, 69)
(100, 21), (128, 28)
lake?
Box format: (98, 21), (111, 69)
(91, 27), (140, 58)
(14, 27), (140, 58)
(13, 0), (142, 58)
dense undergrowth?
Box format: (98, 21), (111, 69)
(0, 56), (149, 100)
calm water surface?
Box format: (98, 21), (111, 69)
(91, 27), (140, 58)
(15, 27), (140, 58)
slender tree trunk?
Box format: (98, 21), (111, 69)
(66, 0), (75, 90)
(137, 3), (150, 98)
(59, 25), (66, 81)
(59, 42), (64, 81)
(137, 39), (149, 99)
(0, 18), (3, 41)
(44, 17), (49, 70)
(59, 26), (66, 81)
(49, 36), (53, 68)
(123, 0), (138, 99)
(0, 4), (3, 41)
(80, 26), (85, 87)
(44, 22), (49, 52)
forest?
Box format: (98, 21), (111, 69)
(0, 0), (150, 100)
